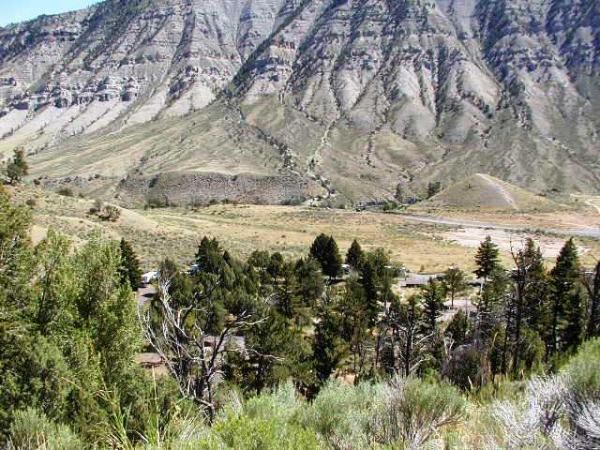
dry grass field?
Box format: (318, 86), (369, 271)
(10, 186), (600, 274)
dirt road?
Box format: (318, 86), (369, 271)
(400, 214), (600, 239)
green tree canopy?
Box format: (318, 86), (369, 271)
(119, 238), (142, 291)
(474, 236), (501, 280)
(5, 147), (28, 185)
(309, 234), (342, 280)
(549, 239), (582, 355)
(345, 239), (364, 270)
(441, 266), (468, 309)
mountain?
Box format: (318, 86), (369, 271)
(0, 0), (599, 206)
(419, 173), (560, 211)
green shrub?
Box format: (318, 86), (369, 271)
(9, 408), (82, 450)
(242, 382), (302, 423)
(215, 415), (320, 450)
(563, 338), (600, 400)
(372, 378), (467, 448)
(298, 381), (385, 448)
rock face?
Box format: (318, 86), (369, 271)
(0, 0), (599, 204)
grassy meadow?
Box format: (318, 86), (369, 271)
(10, 185), (600, 274)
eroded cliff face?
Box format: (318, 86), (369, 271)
(0, 0), (290, 141)
(0, 0), (598, 205)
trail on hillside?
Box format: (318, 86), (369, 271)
(586, 200), (600, 214)
(477, 174), (518, 210)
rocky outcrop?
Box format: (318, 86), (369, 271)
(116, 171), (322, 207)
(0, 0), (599, 202)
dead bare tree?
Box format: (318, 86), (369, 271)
(582, 261), (600, 339)
(385, 297), (431, 377)
(139, 279), (261, 422)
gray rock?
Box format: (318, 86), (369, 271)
(0, 0), (598, 201)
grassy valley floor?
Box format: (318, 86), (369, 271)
(10, 186), (600, 273)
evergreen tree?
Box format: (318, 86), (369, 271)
(562, 286), (586, 353)
(157, 258), (179, 281)
(426, 181), (442, 198)
(359, 249), (391, 326)
(248, 250), (270, 269)
(312, 306), (346, 384)
(241, 311), (310, 394)
(5, 148), (28, 185)
(295, 257), (324, 307)
(267, 252), (284, 279)
(274, 262), (300, 320)
(420, 279), (445, 336)
(521, 241), (549, 334)
(510, 239), (548, 376)
(0, 186), (33, 314)
(444, 310), (471, 346)
(474, 236), (500, 280)
(119, 238), (141, 291)
(345, 239), (364, 270)
(33, 231), (77, 334)
(360, 258), (378, 323)
(476, 268), (509, 341)
(336, 277), (371, 379)
(309, 234), (342, 280)
(195, 236), (225, 275)
(549, 238), (581, 355)
(441, 266), (468, 309)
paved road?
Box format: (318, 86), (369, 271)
(399, 214), (600, 239)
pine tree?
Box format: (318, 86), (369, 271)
(420, 279), (445, 336)
(0, 186), (32, 314)
(510, 238), (547, 376)
(549, 238), (581, 355)
(420, 280), (447, 375)
(5, 147), (28, 185)
(274, 262), (300, 320)
(444, 310), (471, 346)
(360, 259), (378, 322)
(345, 239), (364, 270)
(267, 252), (284, 279)
(119, 239), (141, 291)
(359, 249), (391, 326)
(309, 234), (342, 280)
(248, 250), (270, 269)
(521, 241), (549, 334)
(295, 257), (324, 307)
(474, 236), (500, 280)
(242, 310), (309, 394)
(195, 237), (225, 275)
(441, 266), (468, 309)
(562, 286), (586, 352)
(313, 306), (346, 383)
(336, 277), (371, 378)
(476, 268), (509, 341)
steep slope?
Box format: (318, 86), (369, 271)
(0, 0), (599, 205)
(421, 173), (559, 211)
(0, 0), (291, 149)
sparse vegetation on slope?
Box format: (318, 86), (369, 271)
(418, 173), (562, 212)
